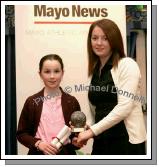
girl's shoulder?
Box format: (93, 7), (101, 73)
(61, 88), (80, 104)
(62, 89), (77, 101)
(24, 89), (44, 105)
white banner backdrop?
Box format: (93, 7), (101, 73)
(15, 4), (126, 155)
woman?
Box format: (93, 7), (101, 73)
(17, 54), (81, 155)
(76, 19), (147, 155)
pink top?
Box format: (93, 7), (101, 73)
(35, 95), (65, 143)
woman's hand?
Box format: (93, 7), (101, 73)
(36, 141), (58, 155)
(72, 136), (87, 148)
(77, 129), (94, 146)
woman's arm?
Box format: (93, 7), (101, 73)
(77, 58), (142, 145)
(90, 58), (141, 136)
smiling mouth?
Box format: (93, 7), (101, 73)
(48, 81), (56, 84)
(96, 48), (104, 51)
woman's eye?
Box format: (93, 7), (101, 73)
(91, 37), (97, 40)
(92, 37), (97, 40)
(91, 36), (107, 41)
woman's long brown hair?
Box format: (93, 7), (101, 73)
(87, 19), (126, 76)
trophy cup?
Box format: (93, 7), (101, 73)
(70, 111), (86, 133)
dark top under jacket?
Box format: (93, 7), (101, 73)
(88, 57), (129, 155)
(17, 87), (80, 155)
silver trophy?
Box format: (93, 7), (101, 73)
(70, 111), (86, 132)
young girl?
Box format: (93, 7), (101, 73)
(17, 54), (81, 155)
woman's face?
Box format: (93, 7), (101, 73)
(91, 26), (112, 58)
(39, 60), (63, 90)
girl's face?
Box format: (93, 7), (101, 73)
(91, 26), (112, 58)
(39, 59), (63, 90)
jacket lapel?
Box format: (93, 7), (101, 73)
(60, 88), (72, 126)
(33, 89), (44, 134)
